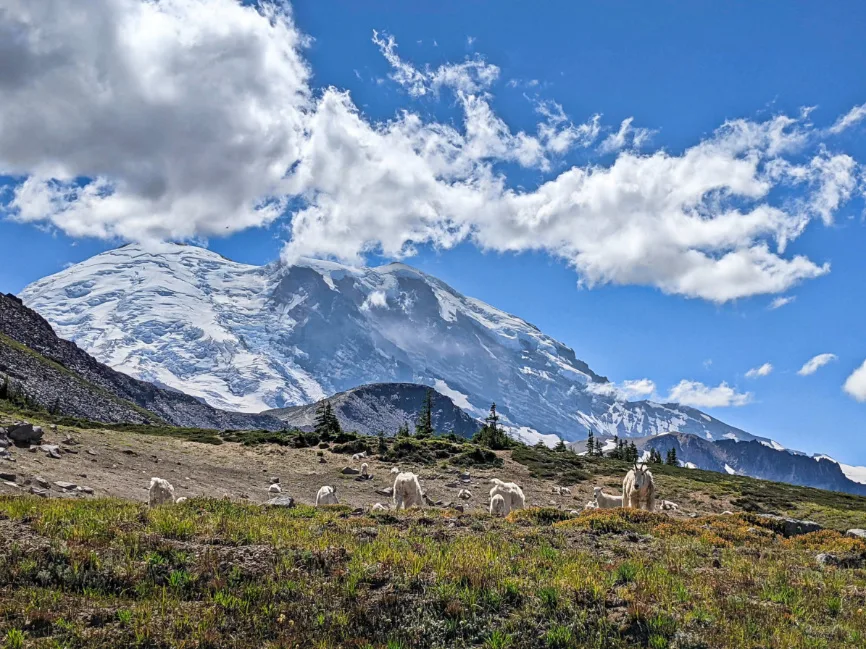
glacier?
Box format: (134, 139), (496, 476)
(21, 243), (763, 442)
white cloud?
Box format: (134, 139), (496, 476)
(666, 380), (752, 408)
(797, 353), (837, 376)
(829, 103), (866, 134)
(597, 117), (656, 154)
(1, 1), (863, 304)
(361, 290), (388, 310)
(843, 360), (866, 402)
(1, 0), (310, 242)
(745, 362), (773, 378)
(769, 295), (795, 309)
(587, 378), (656, 401)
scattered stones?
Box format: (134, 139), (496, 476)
(318, 457), (327, 463)
(62, 434), (80, 446)
(445, 481), (461, 488)
(816, 552), (864, 569)
(54, 481), (77, 491)
(33, 476), (51, 489)
(451, 504), (464, 513)
(122, 449), (138, 456)
(265, 496), (295, 508)
(760, 515), (823, 538)
(86, 449), (97, 456)
(77, 486), (94, 495)
(341, 466), (360, 475)
(29, 486), (48, 498)
(375, 487), (394, 497)
(2, 481), (19, 489)
(8, 423), (44, 447)
(43, 445), (62, 459)
(846, 529), (866, 539)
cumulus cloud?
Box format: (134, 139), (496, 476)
(1, 0), (310, 241)
(797, 353), (837, 376)
(844, 360), (866, 402)
(587, 378), (656, 401)
(1, 0), (864, 304)
(769, 295), (795, 309)
(745, 362), (773, 378)
(666, 380), (752, 408)
(830, 103), (866, 134)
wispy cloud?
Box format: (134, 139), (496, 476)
(745, 362), (773, 378)
(797, 353), (837, 376)
(666, 380), (752, 408)
(769, 295), (795, 309)
(829, 103), (866, 134)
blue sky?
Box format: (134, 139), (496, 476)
(1, 1), (866, 462)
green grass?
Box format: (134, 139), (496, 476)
(0, 498), (864, 648)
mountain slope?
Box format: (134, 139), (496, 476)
(21, 243), (761, 442)
(265, 382), (482, 438)
(643, 433), (866, 496)
(0, 293), (283, 430)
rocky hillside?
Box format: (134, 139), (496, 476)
(0, 293), (283, 430)
(642, 433), (866, 496)
(22, 243), (764, 443)
(265, 382), (482, 438)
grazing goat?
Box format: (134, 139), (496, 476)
(490, 493), (509, 517)
(390, 467), (400, 474)
(393, 472), (425, 510)
(316, 485), (338, 506)
(660, 500), (679, 511)
(592, 486), (623, 509)
(489, 478), (526, 510)
(268, 484), (282, 494)
(457, 489), (472, 500)
(622, 463), (656, 511)
(360, 462), (369, 477)
(371, 502), (389, 512)
(148, 478), (175, 507)
(175, 496), (188, 504)
(584, 501), (598, 511)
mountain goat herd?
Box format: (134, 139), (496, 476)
(146, 461), (667, 517)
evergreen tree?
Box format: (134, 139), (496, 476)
(554, 436), (567, 453)
(585, 429), (595, 456)
(326, 403), (342, 437)
(314, 401), (341, 439)
(629, 441), (638, 463)
(649, 448), (663, 464)
(415, 389), (435, 438)
(377, 430), (387, 455)
(665, 447), (679, 466)
(396, 422), (410, 438)
(473, 403), (511, 450)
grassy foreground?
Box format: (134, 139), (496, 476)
(2, 498), (865, 649)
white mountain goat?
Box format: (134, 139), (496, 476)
(458, 489), (472, 500)
(268, 483), (282, 494)
(393, 472), (425, 510)
(622, 464), (656, 511)
(360, 462), (369, 477)
(371, 502), (389, 512)
(352, 451), (368, 461)
(490, 493), (509, 517)
(316, 485), (338, 506)
(593, 486), (623, 509)
(489, 478), (525, 510)
(584, 501), (598, 511)
(660, 500), (679, 511)
(175, 496), (188, 504)
(390, 467), (400, 474)
(148, 478), (175, 507)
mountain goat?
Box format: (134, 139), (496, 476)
(393, 472), (424, 510)
(489, 478), (525, 510)
(593, 486), (623, 509)
(148, 477), (175, 507)
(489, 493), (509, 517)
(622, 464), (655, 511)
(316, 485), (338, 506)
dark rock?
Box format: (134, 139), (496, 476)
(29, 486), (48, 498)
(816, 552), (864, 569)
(341, 466), (360, 475)
(269, 477), (280, 484)
(43, 445), (62, 459)
(760, 515), (823, 537)
(54, 481), (77, 490)
(846, 529), (866, 539)
(62, 434), (80, 446)
(265, 496), (295, 508)
(0, 471), (15, 482)
(375, 487), (394, 497)
(452, 504), (464, 513)
(8, 423), (43, 447)
(122, 449), (138, 456)
(318, 457), (327, 463)
(33, 476), (50, 489)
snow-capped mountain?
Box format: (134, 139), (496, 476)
(21, 243), (762, 442)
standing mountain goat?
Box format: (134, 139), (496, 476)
(148, 478), (175, 507)
(622, 464), (655, 511)
(489, 478), (526, 511)
(316, 485), (338, 506)
(360, 462), (369, 477)
(490, 494), (509, 517)
(393, 472), (425, 510)
(593, 486), (623, 509)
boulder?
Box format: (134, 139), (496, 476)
(816, 552), (864, 569)
(375, 487), (394, 497)
(452, 504), (465, 513)
(54, 481), (77, 491)
(8, 423), (43, 447)
(846, 529), (866, 540)
(265, 496), (295, 508)
(42, 445), (62, 459)
(33, 476), (51, 489)
(269, 476), (280, 484)
(77, 486), (94, 494)
(760, 515), (823, 537)
(0, 471), (15, 482)
(29, 486), (48, 498)
(341, 466), (360, 475)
